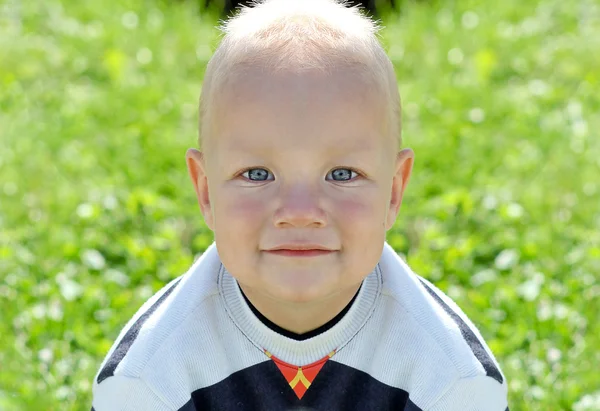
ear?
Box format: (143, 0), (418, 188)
(385, 148), (414, 231)
(186, 148), (214, 231)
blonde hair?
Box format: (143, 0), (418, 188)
(199, 0), (401, 152)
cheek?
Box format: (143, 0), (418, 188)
(218, 191), (267, 225)
(332, 193), (385, 227)
(334, 198), (369, 218)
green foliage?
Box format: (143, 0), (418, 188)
(1, 0), (598, 409)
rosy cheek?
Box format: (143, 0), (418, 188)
(332, 196), (377, 220)
(221, 193), (267, 223)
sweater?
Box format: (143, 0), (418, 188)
(91, 241), (509, 410)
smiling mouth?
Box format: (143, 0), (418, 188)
(264, 249), (335, 257)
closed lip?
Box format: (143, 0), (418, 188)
(265, 244), (336, 251)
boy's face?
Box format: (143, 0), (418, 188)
(187, 66), (413, 304)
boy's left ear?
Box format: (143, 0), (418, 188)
(385, 149), (414, 231)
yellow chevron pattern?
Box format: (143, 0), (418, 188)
(289, 367), (311, 389)
(264, 347), (337, 399)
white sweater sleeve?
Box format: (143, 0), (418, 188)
(429, 375), (509, 411)
(92, 375), (174, 411)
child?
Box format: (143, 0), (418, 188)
(91, 0), (509, 409)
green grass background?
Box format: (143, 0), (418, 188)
(1, 0), (599, 409)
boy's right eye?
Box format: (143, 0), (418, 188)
(241, 168), (273, 182)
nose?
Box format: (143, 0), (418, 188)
(273, 185), (327, 228)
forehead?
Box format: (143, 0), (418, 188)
(210, 65), (390, 157)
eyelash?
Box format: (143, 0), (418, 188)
(238, 167), (362, 183)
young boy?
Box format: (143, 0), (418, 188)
(91, 0), (509, 409)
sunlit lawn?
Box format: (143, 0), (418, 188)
(1, 0), (599, 409)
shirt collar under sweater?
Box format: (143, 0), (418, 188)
(218, 250), (383, 366)
(237, 281), (363, 341)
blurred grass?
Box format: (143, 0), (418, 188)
(0, 0), (599, 409)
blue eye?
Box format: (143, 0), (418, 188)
(240, 168), (359, 182)
(243, 168), (272, 181)
(329, 168), (357, 181)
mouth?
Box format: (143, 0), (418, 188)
(264, 249), (335, 257)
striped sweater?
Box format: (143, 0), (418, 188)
(91, 241), (509, 410)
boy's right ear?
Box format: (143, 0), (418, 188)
(185, 148), (214, 231)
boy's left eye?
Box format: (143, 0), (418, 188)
(240, 167), (360, 182)
(328, 168), (358, 182)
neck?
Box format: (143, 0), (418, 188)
(237, 282), (363, 335)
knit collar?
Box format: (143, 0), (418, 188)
(238, 281), (363, 341)
(218, 247), (383, 366)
